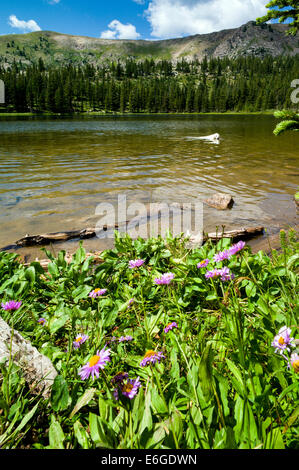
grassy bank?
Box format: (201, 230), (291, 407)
(0, 229), (298, 449)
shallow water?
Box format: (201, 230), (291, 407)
(0, 114), (298, 258)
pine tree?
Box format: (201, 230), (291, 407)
(256, 1), (298, 36)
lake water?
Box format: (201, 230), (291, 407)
(0, 114), (298, 258)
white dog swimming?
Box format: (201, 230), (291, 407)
(186, 133), (220, 143)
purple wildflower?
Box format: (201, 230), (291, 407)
(205, 269), (221, 279)
(129, 259), (145, 269)
(1, 300), (22, 311)
(290, 353), (299, 373)
(205, 267), (234, 281)
(111, 372), (129, 384)
(89, 288), (107, 298)
(127, 298), (135, 309)
(197, 259), (210, 268)
(219, 267), (235, 282)
(140, 350), (165, 367)
(164, 322), (178, 334)
(37, 317), (46, 325)
(213, 250), (230, 263)
(113, 377), (141, 400)
(118, 335), (133, 343)
(228, 240), (246, 256)
(154, 272), (175, 285)
(272, 326), (295, 355)
(73, 334), (89, 349)
(78, 347), (111, 380)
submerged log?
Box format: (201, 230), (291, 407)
(0, 317), (57, 398)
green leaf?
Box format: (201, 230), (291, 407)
(89, 412), (113, 448)
(11, 401), (39, 436)
(24, 266), (36, 284)
(49, 314), (69, 335)
(72, 284), (92, 302)
(150, 387), (168, 414)
(198, 342), (214, 401)
(264, 428), (285, 449)
(225, 358), (245, 397)
(283, 406), (299, 435)
(73, 421), (90, 449)
(69, 388), (96, 419)
(49, 416), (65, 449)
(145, 423), (166, 449)
(139, 390), (153, 434)
(51, 375), (70, 412)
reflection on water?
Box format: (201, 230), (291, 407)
(0, 114), (298, 255)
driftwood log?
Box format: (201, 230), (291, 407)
(202, 226), (264, 242)
(0, 317), (57, 398)
(13, 225), (264, 248)
(4, 224), (265, 251)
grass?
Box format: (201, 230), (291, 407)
(0, 229), (298, 449)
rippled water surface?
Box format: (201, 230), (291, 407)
(0, 114), (298, 255)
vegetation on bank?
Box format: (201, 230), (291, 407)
(0, 55), (298, 115)
(0, 229), (298, 449)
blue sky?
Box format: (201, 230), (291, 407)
(0, 1), (288, 40)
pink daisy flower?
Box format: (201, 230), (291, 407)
(164, 322), (178, 334)
(73, 334), (89, 349)
(1, 300), (22, 311)
(154, 272), (174, 285)
(114, 377), (141, 400)
(140, 350), (165, 367)
(197, 259), (210, 268)
(129, 259), (145, 269)
(271, 326), (295, 355)
(228, 240), (246, 256)
(118, 335), (133, 342)
(111, 372), (129, 384)
(213, 250), (230, 263)
(89, 288), (107, 298)
(78, 347), (111, 380)
(219, 266), (235, 281)
(127, 298), (135, 309)
(290, 353), (299, 373)
(205, 268), (221, 279)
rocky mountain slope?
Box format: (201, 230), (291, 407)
(0, 21), (298, 67)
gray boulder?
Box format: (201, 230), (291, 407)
(0, 317), (57, 398)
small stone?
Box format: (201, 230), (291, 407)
(204, 193), (234, 210)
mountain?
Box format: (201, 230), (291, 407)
(0, 21), (298, 68)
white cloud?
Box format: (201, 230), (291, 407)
(8, 14), (41, 33)
(145, 0), (268, 38)
(100, 19), (141, 40)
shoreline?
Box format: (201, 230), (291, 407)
(0, 111), (276, 118)
(2, 224), (298, 267)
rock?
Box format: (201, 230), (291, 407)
(204, 193), (234, 210)
(0, 317), (57, 398)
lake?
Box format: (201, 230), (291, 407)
(0, 114), (298, 259)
